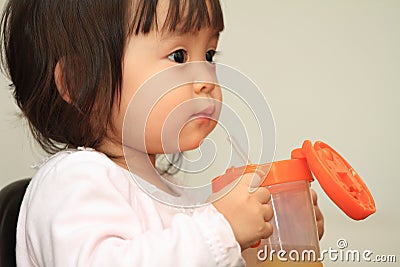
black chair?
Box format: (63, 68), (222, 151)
(0, 179), (31, 267)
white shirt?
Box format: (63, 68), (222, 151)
(16, 149), (244, 267)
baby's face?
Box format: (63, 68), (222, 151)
(109, 8), (222, 157)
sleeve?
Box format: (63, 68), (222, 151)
(23, 153), (244, 267)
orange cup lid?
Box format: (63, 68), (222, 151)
(296, 140), (376, 220)
(259, 158), (313, 187)
(211, 140), (376, 220)
(212, 160), (313, 192)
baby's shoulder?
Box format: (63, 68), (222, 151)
(30, 149), (127, 193)
(38, 148), (115, 174)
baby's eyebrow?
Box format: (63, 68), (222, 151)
(159, 30), (221, 41)
(211, 32), (220, 40)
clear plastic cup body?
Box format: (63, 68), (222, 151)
(242, 180), (322, 266)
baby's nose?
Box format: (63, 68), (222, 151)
(193, 81), (216, 95)
(192, 64), (218, 94)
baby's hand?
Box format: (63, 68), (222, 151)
(311, 189), (325, 240)
(213, 173), (273, 250)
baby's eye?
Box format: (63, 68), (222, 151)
(206, 50), (217, 63)
(168, 49), (188, 64)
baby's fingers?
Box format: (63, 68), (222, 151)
(257, 219), (273, 240)
(311, 189), (324, 239)
(251, 187), (271, 205)
(261, 203), (274, 222)
(311, 189), (318, 205)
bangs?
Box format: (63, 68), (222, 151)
(129, 0), (224, 35)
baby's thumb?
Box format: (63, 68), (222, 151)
(240, 172), (264, 193)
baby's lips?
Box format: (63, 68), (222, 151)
(190, 105), (215, 121)
(198, 105), (216, 116)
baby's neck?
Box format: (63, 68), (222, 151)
(114, 150), (176, 195)
(97, 140), (175, 195)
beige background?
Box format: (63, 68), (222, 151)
(1, 0), (399, 266)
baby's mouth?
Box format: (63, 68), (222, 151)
(191, 105), (216, 120)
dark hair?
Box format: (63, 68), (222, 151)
(1, 0), (224, 155)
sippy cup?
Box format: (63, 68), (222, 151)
(212, 140), (376, 266)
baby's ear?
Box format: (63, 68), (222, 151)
(54, 60), (71, 103)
